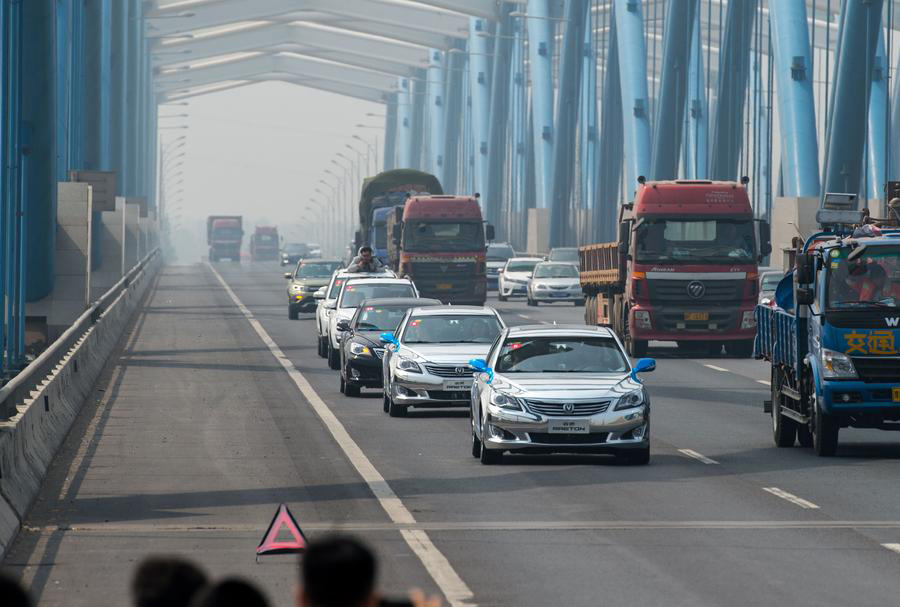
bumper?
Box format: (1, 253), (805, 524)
(630, 305), (757, 342)
(487, 274), (500, 289)
(482, 405), (648, 453)
(821, 380), (900, 416)
(288, 294), (317, 310)
(345, 356), (383, 387)
(530, 290), (583, 302)
(500, 282), (527, 297)
(391, 370), (473, 407)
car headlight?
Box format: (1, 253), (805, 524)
(490, 391), (522, 411)
(615, 388), (644, 411)
(290, 284), (301, 291)
(535, 283), (549, 290)
(350, 343), (372, 357)
(397, 357), (423, 373)
(821, 348), (857, 379)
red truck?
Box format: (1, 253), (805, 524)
(579, 179), (770, 357)
(207, 215), (243, 262)
(386, 195), (494, 305)
(249, 226), (279, 261)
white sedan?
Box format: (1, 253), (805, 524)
(526, 262), (584, 306)
(497, 257), (543, 301)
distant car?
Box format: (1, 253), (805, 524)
(497, 257), (543, 301)
(548, 247), (579, 263)
(469, 325), (655, 465)
(285, 259), (343, 319)
(486, 242), (516, 290)
(758, 270), (783, 305)
(307, 243), (323, 258)
(314, 268), (395, 359)
(526, 262), (583, 306)
(326, 277), (418, 370)
(337, 297), (442, 397)
(281, 242), (311, 266)
(380, 306), (505, 417)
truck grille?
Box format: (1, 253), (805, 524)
(851, 357), (900, 383)
(648, 279), (744, 305)
(656, 309), (738, 332)
(524, 400), (610, 416)
(411, 262), (477, 297)
(425, 364), (472, 377)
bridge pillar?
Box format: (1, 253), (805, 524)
(468, 17), (492, 197)
(486, 4), (516, 235)
(91, 198), (125, 300)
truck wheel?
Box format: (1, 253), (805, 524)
(726, 340), (754, 358)
(327, 343), (341, 370)
(811, 387), (839, 456)
(771, 371), (797, 447)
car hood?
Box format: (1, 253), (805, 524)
(291, 277), (331, 288)
(492, 373), (640, 400)
(487, 261), (506, 270)
(531, 277), (580, 287)
(504, 272), (532, 281)
(400, 343), (493, 363)
(352, 331), (386, 347)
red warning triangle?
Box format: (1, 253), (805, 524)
(257, 504), (307, 557)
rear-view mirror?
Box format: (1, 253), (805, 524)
(796, 286), (815, 306)
(313, 287), (326, 300)
(336, 319), (350, 331)
(284, 272), (292, 280)
(485, 224), (495, 241)
(380, 332), (398, 345)
(795, 253), (814, 284)
(630, 358), (656, 382)
(469, 358), (488, 372)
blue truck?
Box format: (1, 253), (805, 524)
(755, 195), (900, 456)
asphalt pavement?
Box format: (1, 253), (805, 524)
(6, 261), (900, 607)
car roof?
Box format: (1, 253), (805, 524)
(301, 258), (342, 264)
(335, 269), (395, 279)
(343, 277), (413, 286)
(358, 297), (441, 307)
(507, 256), (544, 262)
(506, 324), (616, 338)
(535, 261), (578, 266)
(408, 305), (500, 316)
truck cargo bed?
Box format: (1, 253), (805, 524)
(754, 304), (801, 368)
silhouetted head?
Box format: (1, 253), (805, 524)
(299, 535), (377, 607)
(132, 556), (208, 607)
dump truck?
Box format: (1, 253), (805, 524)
(386, 194), (494, 305)
(207, 215), (243, 262)
(756, 194), (900, 456)
(249, 226), (279, 261)
(355, 169), (444, 260)
(579, 179), (771, 357)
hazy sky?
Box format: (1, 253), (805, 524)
(163, 81), (383, 261)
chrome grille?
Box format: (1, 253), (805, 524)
(425, 364), (472, 377)
(524, 400), (610, 417)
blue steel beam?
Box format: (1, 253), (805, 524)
(579, 13), (599, 215)
(510, 22), (528, 247)
(486, 3), (516, 232)
(524, 0), (553, 209)
(709, 0), (758, 181)
(822, 0), (884, 196)
(384, 93), (398, 172)
(441, 44), (466, 192)
(769, 0), (819, 197)
(410, 71), (427, 170)
(613, 0), (651, 192)
(425, 49), (446, 182)
(866, 32), (887, 200)
(596, 17), (623, 242)
(681, 11), (707, 179)
(396, 77), (413, 168)
(468, 17), (492, 195)
(84, 0), (112, 170)
(549, 0), (589, 247)
(650, 0), (697, 180)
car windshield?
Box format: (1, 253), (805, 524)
(549, 248), (579, 262)
(826, 245), (900, 309)
(258, 234), (277, 243)
(760, 273), (782, 291)
(495, 336), (629, 373)
(284, 243), (308, 254)
(296, 261), (342, 278)
(403, 221), (485, 252)
(506, 260), (540, 273)
(634, 218), (756, 264)
(374, 224), (387, 249)
(340, 283), (415, 308)
(402, 314), (502, 344)
(487, 244), (515, 262)
(355, 305), (409, 331)
(328, 278), (346, 299)
(533, 264), (578, 278)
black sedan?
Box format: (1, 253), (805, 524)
(337, 297), (441, 397)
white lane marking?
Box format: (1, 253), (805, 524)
(518, 314), (531, 319)
(757, 379), (771, 386)
(703, 364), (730, 372)
(882, 543), (900, 555)
(208, 264), (475, 607)
(677, 449), (719, 465)
(763, 487), (820, 510)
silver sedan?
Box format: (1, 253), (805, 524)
(380, 306), (506, 417)
(469, 325), (656, 465)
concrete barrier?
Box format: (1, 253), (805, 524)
(0, 251), (160, 557)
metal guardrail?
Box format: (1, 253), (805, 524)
(0, 249), (159, 420)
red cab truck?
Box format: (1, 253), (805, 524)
(249, 226), (279, 261)
(387, 195), (494, 305)
(579, 180), (771, 357)
(207, 215), (243, 262)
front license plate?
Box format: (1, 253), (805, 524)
(436, 283), (453, 290)
(443, 379), (472, 391)
(893, 388), (900, 402)
(550, 292), (569, 298)
(684, 311), (709, 321)
(547, 420), (590, 434)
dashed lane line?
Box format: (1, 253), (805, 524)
(763, 487), (820, 510)
(703, 364), (730, 372)
(208, 264), (475, 607)
(677, 449), (720, 465)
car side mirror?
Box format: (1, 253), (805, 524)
(630, 358), (656, 382)
(284, 272), (292, 280)
(380, 332), (398, 345)
(336, 319), (350, 331)
(468, 358), (494, 383)
(313, 288), (326, 300)
(485, 224), (495, 241)
(796, 286), (815, 306)
(324, 300), (337, 309)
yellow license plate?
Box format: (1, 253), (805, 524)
(893, 388), (900, 402)
(684, 312), (709, 321)
(436, 283), (453, 290)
